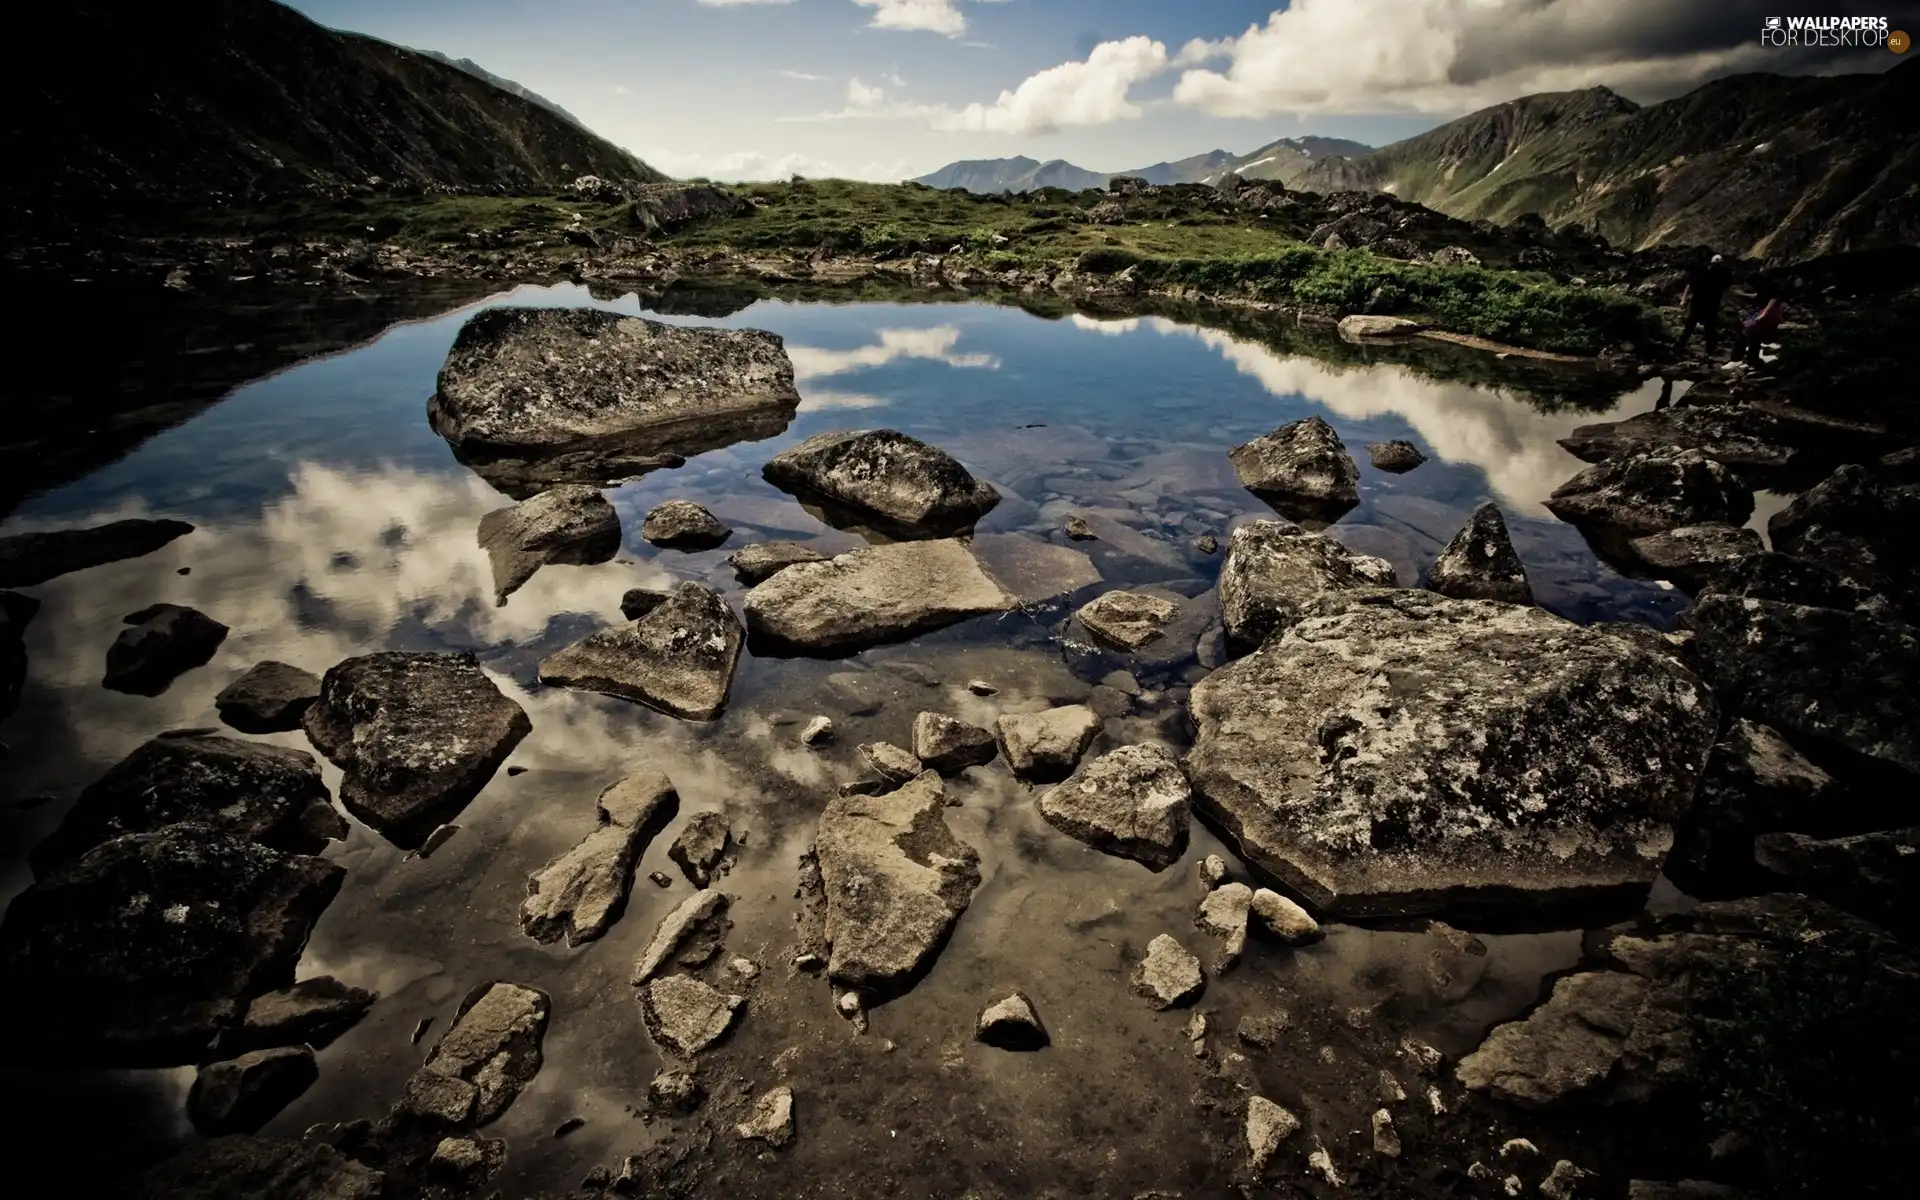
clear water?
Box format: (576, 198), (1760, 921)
(0, 283), (1683, 1193)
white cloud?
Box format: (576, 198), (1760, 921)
(931, 36), (1170, 134)
(777, 69), (832, 82)
(847, 77), (885, 107)
(698, 0), (797, 6)
(853, 0), (967, 36)
(788, 326), (1000, 380)
(641, 147), (909, 182)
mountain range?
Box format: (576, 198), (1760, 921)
(912, 136), (1373, 194)
(5, 0), (663, 207)
(415, 50), (589, 131)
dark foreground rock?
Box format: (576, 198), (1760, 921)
(1626, 523), (1764, 592)
(1426, 502), (1533, 604)
(1559, 405), (1807, 472)
(1684, 593), (1919, 777)
(1218, 519), (1397, 647)
(1187, 591), (1718, 918)
(103, 603), (228, 695)
(1, 589), (38, 719)
(815, 772), (981, 994)
(1546, 448), (1754, 551)
(0, 517), (194, 587)
(743, 539), (1017, 654)
(539, 582), (743, 720)
(0, 826), (344, 1065)
(762, 429), (1001, 536)
(630, 182), (754, 233)
(1755, 827), (1920, 935)
(1036, 743), (1192, 870)
(189, 1046), (318, 1134)
(214, 661), (322, 734)
(477, 484), (621, 602)
(409, 982), (550, 1127)
(1666, 719), (1842, 898)
(1455, 970), (1647, 1106)
(521, 772), (679, 946)
(1228, 416), (1359, 520)
(1366, 440), (1428, 473)
(233, 976), (377, 1051)
(127, 1135), (382, 1200)
(29, 732), (343, 876)
(642, 500), (732, 550)
(729, 540), (827, 585)
(303, 652), (531, 848)
(1766, 465), (1919, 618)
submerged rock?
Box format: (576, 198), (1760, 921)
(521, 772), (680, 946)
(641, 974), (743, 1056)
(669, 811), (733, 887)
(415, 982), (551, 1126)
(303, 652), (530, 848)
(736, 1086), (795, 1147)
(477, 484), (621, 602)
(743, 539), (1017, 654)
(1546, 448), (1754, 548)
(127, 1135), (382, 1200)
(632, 889), (732, 985)
(729, 540), (827, 585)
(1218, 519), (1397, 647)
(911, 712), (998, 775)
(1627, 523), (1764, 592)
(1366, 440), (1428, 473)
(0, 825), (344, 1065)
(1427, 502), (1533, 605)
(539, 582), (744, 720)
(815, 773), (981, 993)
(234, 976), (377, 1051)
(1228, 416), (1359, 517)
(188, 1046), (318, 1134)
(1455, 971), (1647, 1106)
(214, 661), (322, 734)
(642, 500), (732, 550)
(995, 705), (1103, 783)
(1035, 743), (1191, 869)
(1187, 590), (1718, 918)
(860, 741), (923, 786)
(977, 992), (1049, 1050)
(29, 732), (342, 876)
(1131, 934), (1204, 1009)
(1075, 589), (1181, 651)
(762, 429), (1000, 536)
(1196, 882), (1253, 969)
(103, 603), (228, 695)
(0, 518), (194, 588)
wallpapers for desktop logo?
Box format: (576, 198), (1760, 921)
(1760, 14), (1904, 49)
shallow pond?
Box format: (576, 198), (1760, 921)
(1, 283), (1704, 1195)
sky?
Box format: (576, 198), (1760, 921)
(282, 0), (1914, 181)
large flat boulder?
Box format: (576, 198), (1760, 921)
(1456, 971), (1647, 1107)
(538, 582), (744, 720)
(1036, 743), (1192, 870)
(1186, 591), (1719, 919)
(0, 518), (193, 587)
(188, 1046), (318, 1134)
(29, 732), (343, 877)
(0, 826), (344, 1065)
(815, 772), (981, 994)
(1546, 448), (1753, 549)
(1218, 518), (1397, 647)
(477, 484), (621, 602)
(1227, 416), (1359, 520)
(743, 539), (1018, 654)
(762, 429), (1000, 536)
(302, 652), (531, 848)
(521, 772), (679, 946)
(1558, 405), (1803, 471)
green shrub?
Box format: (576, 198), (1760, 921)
(1076, 247), (1142, 275)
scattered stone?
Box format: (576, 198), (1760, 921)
(642, 500), (732, 550)
(411, 1018), (433, 1045)
(429, 1137), (498, 1179)
(103, 603), (228, 695)
(1037, 743), (1191, 869)
(977, 992), (1049, 1050)
(1228, 415), (1360, 515)
(415, 981), (551, 1126)
(793, 953), (823, 972)
(0, 518), (194, 587)
(404, 1069), (479, 1126)
(188, 1046), (318, 1134)
(835, 991), (864, 1020)
(1377, 1070), (1407, 1102)
(1065, 515), (1097, 541)
(1456, 971), (1648, 1106)
(1188, 590), (1718, 918)
(1249, 889), (1322, 944)
(620, 586), (671, 620)
(1076, 589), (1181, 650)
(1307, 1143), (1344, 1187)
(801, 716), (835, 746)
(995, 705), (1103, 783)
(0, 826), (342, 1064)
(1627, 523), (1764, 592)
(649, 1068), (705, 1114)
(1367, 440), (1428, 473)
(539, 582), (744, 721)
(1218, 518), (1397, 647)
(411, 824), (459, 860)
(1546, 448), (1754, 548)
(859, 741), (923, 785)
(763, 429), (1000, 535)
(1402, 1037), (1444, 1072)
(1193, 533), (1219, 555)
(815, 773), (981, 992)
(1196, 883), (1253, 969)
(1755, 826), (1920, 935)
(730, 541), (828, 585)
(214, 662), (323, 734)
(1245, 1096), (1300, 1174)
(553, 1116), (586, 1139)
(743, 538), (1018, 653)
(1427, 502), (1533, 605)
(632, 890), (733, 985)
(235, 977), (376, 1051)
(1131, 934), (1204, 1009)
(127, 1135), (383, 1199)
(29, 732), (341, 876)
(1541, 1160), (1595, 1200)
(912, 712), (997, 775)
(736, 1086), (795, 1148)
(640, 974), (743, 1056)
(967, 679), (998, 696)
(1371, 1109), (1401, 1158)
(303, 651), (529, 848)
(477, 485), (621, 602)
(521, 772), (679, 946)
(1338, 314), (1425, 340)
(1237, 1012), (1289, 1048)
(1200, 855), (1229, 888)
(669, 811), (733, 887)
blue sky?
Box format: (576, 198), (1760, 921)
(282, 0), (1911, 181)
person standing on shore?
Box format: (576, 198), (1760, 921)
(1677, 251), (1731, 357)
(1740, 286), (1784, 367)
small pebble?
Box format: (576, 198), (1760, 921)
(966, 680), (998, 696)
(410, 1017), (432, 1045)
(649, 871), (673, 888)
(800, 716), (834, 746)
(553, 1116), (585, 1139)
(507, 766), (527, 776)
(794, 952), (823, 972)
